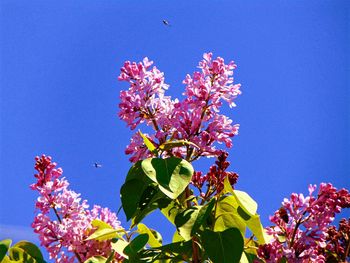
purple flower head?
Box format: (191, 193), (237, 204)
(31, 155), (123, 262)
(258, 183), (350, 262)
(118, 53), (241, 163)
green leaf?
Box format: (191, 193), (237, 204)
(158, 140), (199, 151)
(122, 162), (171, 225)
(137, 223), (162, 247)
(222, 176), (234, 195)
(13, 241), (44, 263)
(86, 228), (122, 242)
(0, 239), (12, 262)
(83, 256), (107, 263)
(139, 130), (157, 154)
(1, 255), (14, 263)
(8, 247), (36, 263)
(233, 190), (258, 217)
(215, 212), (246, 235)
(174, 207), (200, 241)
(240, 252), (249, 263)
(214, 196), (246, 235)
(132, 192), (171, 227)
(124, 234), (149, 257)
(121, 179), (147, 220)
(152, 240), (193, 262)
(245, 214), (270, 245)
(191, 199), (215, 236)
(242, 251), (258, 262)
(105, 251), (115, 263)
(172, 231), (185, 243)
(91, 219), (113, 229)
(201, 228), (244, 263)
(237, 206), (251, 221)
(125, 161), (146, 182)
(160, 200), (181, 225)
(86, 220), (124, 241)
(111, 239), (129, 259)
(141, 157), (194, 199)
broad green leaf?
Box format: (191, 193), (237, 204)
(120, 179), (147, 220)
(242, 252), (258, 262)
(138, 185), (161, 210)
(245, 214), (270, 245)
(105, 251), (115, 263)
(215, 212), (246, 235)
(172, 231), (185, 243)
(141, 157), (193, 199)
(2, 255), (16, 263)
(152, 240), (193, 262)
(233, 190), (258, 217)
(13, 241), (44, 263)
(124, 234), (149, 257)
(0, 239), (12, 262)
(86, 228), (122, 241)
(214, 196), (246, 235)
(139, 130), (157, 153)
(132, 192), (171, 227)
(111, 239), (129, 259)
(91, 219), (114, 229)
(201, 228), (244, 263)
(237, 206), (251, 221)
(83, 256), (107, 263)
(87, 220), (125, 241)
(223, 176), (234, 195)
(174, 207), (200, 241)
(125, 161), (146, 182)
(122, 162), (171, 225)
(8, 247), (37, 263)
(137, 223), (162, 247)
(158, 140), (199, 151)
(160, 200), (181, 225)
(191, 199), (215, 235)
(239, 251), (258, 263)
(240, 252), (249, 263)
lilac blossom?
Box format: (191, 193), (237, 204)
(257, 183), (350, 262)
(31, 155), (123, 263)
(118, 52), (241, 162)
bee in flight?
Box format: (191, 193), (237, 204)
(162, 19), (171, 26)
(93, 162), (102, 168)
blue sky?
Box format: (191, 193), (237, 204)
(1, 0), (349, 253)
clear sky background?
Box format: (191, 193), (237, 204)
(1, 0), (349, 255)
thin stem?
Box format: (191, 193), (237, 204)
(52, 205), (62, 224)
(185, 187), (192, 208)
(184, 186), (200, 263)
(344, 233), (350, 261)
(199, 186), (212, 205)
(192, 237), (200, 263)
(74, 251), (83, 263)
(146, 107), (160, 132)
(290, 210), (307, 248)
(48, 197), (83, 263)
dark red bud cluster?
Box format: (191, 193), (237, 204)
(325, 218), (350, 262)
(208, 151), (238, 193)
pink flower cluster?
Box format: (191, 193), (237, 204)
(31, 155), (123, 263)
(257, 183), (350, 262)
(118, 53), (241, 162)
